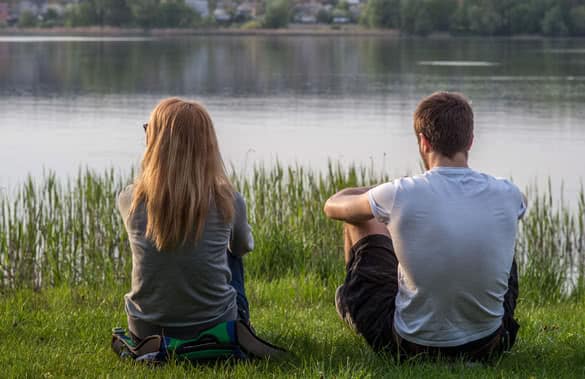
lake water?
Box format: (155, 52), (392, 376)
(1, 35), (584, 202)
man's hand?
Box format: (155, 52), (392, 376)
(323, 186), (375, 224)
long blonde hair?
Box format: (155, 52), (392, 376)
(131, 98), (235, 251)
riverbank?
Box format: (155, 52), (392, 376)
(0, 25), (403, 37)
(0, 25), (560, 39)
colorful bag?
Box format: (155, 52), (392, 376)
(111, 320), (286, 364)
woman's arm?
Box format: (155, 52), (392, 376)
(116, 185), (134, 224)
(229, 192), (254, 257)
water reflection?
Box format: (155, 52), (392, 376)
(1, 37), (584, 100)
(0, 36), (584, 202)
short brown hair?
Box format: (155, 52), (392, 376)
(414, 92), (474, 158)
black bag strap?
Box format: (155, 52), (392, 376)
(235, 321), (287, 359)
(112, 333), (164, 360)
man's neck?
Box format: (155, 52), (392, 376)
(426, 151), (469, 170)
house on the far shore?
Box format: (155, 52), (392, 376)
(9, 0), (77, 23)
(213, 7), (231, 23)
(185, 0), (210, 17)
(17, 0), (48, 16)
(0, 2), (10, 24)
(235, 2), (255, 22)
(292, 0), (320, 24)
(46, 0), (69, 16)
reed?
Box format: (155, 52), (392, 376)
(0, 169), (132, 289)
(0, 165), (583, 304)
(516, 181), (585, 303)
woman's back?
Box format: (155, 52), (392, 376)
(118, 185), (241, 329)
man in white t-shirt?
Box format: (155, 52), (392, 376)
(324, 92), (526, 361)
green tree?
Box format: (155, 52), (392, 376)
(399, 0), (416, 32)
(41, 8), (62, 27)
(264, 0), (290, 29)
(509, 3), (543, 34)
(569, 5), (585, 35)
(64, 2), (99, 26)
(449, 2), (469, 34)
(97, 0), (133, 26)
(158, 1), (200, 28)
(332, 7), (350, 19)
(361, 0), (400, 28)
(316, 8), (332, 24)
(414, 7), (433, 35)
(336, 0), (350, 12)
(489, 0), (516, 34)
(425, 0), (456, 31)
(332, 0), (351, 20)
(18, 10), (38, 27)
(400, 0), (434, 36)
(541, 5), (569, 36)
(128, 0), (159, 28)
(467, 3), (504, 35)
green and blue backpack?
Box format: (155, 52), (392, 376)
(111, 320), (286, 364)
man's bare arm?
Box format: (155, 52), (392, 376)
(323, 186), (374, 224)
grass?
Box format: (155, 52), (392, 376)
(1, 164), (585, 377)
(2, 278), (585, 378)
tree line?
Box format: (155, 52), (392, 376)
(13, 0), (293, 29)
(9, 0), (585, 36)
(66, 0), (203, 28)
(13, 0), (203, 28)
(362, 0), (585, 36)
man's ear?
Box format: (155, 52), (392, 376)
(467, 134), (474, 151)
(419, 133), (432, 153)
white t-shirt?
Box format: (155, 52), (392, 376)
(367, 167), (526, 347)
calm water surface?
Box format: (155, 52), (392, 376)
(1, 35), (584, 201)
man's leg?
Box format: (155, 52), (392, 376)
(343, 219), (390, 265)
(335, 219), (399, 351)
(337, 219), (388, 329)
(227, 252), (250, 324)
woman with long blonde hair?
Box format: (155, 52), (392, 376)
(117, 98), (253, 341)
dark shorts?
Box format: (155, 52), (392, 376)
(335, 234), (399, 351)
(335, 234), (520, 361)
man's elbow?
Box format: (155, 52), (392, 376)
(323, 200), (334, 219)
(324, 198), (344, 220)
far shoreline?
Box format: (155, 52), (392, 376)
(1, 26), (399, 37)
(0, 26), (574, 39)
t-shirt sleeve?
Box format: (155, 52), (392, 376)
(499, 179), (527, 220)
(515, 186), (527, 219)
(367, 181), (397, 224)
(229, 192), (254, 257)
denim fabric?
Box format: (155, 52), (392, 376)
(228, 251), (250, 323)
